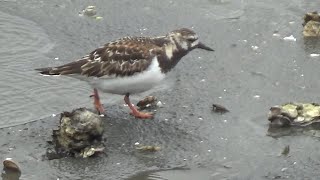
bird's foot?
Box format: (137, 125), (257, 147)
(124, 93), (153, 119)
(90, 88), (105, 115)
(130, 111), (153, 119)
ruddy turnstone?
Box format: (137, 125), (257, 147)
(36, 28), (214, 119)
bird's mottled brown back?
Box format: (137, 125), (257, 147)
(37, 37), (165, 77)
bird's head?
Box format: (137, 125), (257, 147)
(168, 28), (214, 52)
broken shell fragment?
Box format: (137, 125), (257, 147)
(136, 145), (161, 152)
(2, 159), (21, 180)
(80, 146), (105, 158)
(212, 103), (229, 114)
(3, 159), (20, 173)
(137, 96), (157, 110)
(80, 6), (97, 17)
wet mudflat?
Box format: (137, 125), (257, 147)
(1, 0), (320, 179)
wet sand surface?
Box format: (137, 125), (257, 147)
(1, 0), (320, 179)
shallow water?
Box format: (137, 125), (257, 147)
(0, 10), (94, 128)
(1, 0), (320, 180)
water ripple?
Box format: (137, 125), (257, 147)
(0, 11), (91, 128)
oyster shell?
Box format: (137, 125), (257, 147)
(50, 108), (104, 159)
(303, 11), (320, 37)
(2, 159), (21, 180)
(268, 102), (320, 128)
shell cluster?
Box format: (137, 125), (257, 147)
(303, 11), (320, 37)
(268, 103), (320, 128)
(50, 108), (104, 158)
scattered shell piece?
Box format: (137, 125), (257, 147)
(2, 159), (21, 180)
(79, 6), (103, 20)
(253, 95), (260, 99)
(156, 101), (163, 107)
(310, 53), (320, 57)
(80, 146), (105, 158)
(281, 167), (288, 172)
(80, 6), (97, 17)
(94, 16), (103, 20)
(3, 159), (20, 172)
(251, 45), (259, 50)
(272, 33), (281, 37)
(212, 103), (229, 114)
(136, 145), (161, 152)
(137, 96), (157, 110)
(283, 35), (296, 41)
(54, 57), (59, 60)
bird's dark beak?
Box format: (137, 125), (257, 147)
(197, 42), (214, 51)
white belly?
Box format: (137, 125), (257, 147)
(88, 57), (165, 95)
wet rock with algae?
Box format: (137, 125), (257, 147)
(48, 108), (105, 159)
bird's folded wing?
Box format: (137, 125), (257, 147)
(36, 37), (163, 77)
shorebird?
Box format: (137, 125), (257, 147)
(36, 28), (214, 119)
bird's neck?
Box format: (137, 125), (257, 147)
(157, 38), (189, 73)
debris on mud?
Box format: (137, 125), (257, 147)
(47, 108), (105, 159)
(212, 103), (229, 114)
(2, 158), (21, 180)
(303, 11), (320, 37)
(268, 102), (320, 128)
(79, 6), (103, 20)
(137, 96), (159, 110)
(135, 145), (161, 152)
(281, 145), (290, 156)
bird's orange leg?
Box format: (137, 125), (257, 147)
(90, 88), (105, 115)
(124, 93), (153, 119)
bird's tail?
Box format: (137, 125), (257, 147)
(35, 59), (88, 75)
